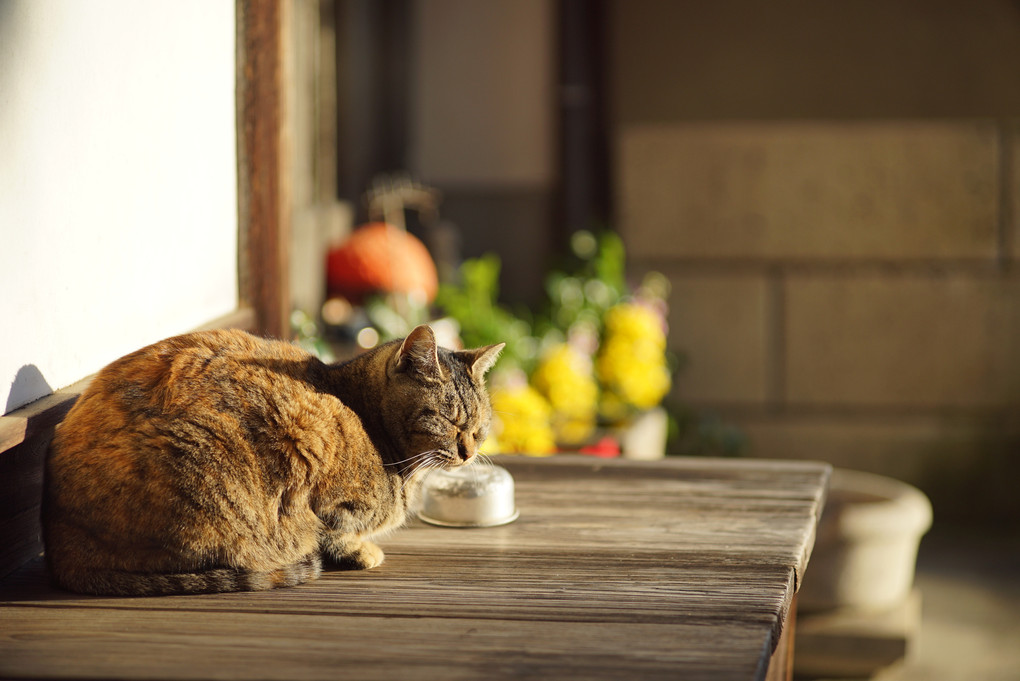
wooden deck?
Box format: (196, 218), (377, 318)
(0, 455), (829, 681)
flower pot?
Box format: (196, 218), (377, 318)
(619, 407), (669, 460)
(799, 468), (932, 613)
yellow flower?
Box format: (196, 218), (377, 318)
(602, 303), (667, 350)
(531, 343), (598, 444)
(597, 303), (671, 417)
(488, 383), (556, 455)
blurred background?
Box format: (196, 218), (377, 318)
(2, 1), (1018, 679)
(290, 2), (1020, 678)
(294, 0), (1020, 523)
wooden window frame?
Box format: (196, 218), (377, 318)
(238, 0), (290, 340)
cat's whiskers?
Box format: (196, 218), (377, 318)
(398, 450), (444, 497)
(384, 452), (434, 467)
(399, 461), (440, 499)
(475, 450), (496, 471)
(470, 459), (481, 484)
(403, 450), (439, 476)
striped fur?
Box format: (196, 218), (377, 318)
(43, 325), (502, 596)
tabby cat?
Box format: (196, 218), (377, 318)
(43, 324), (503, 596)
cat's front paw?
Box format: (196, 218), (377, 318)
(351, 540), (385, 569)
(324, 537), (385, 570)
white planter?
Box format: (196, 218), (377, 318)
(619, 407), (669, 460)
(799, 468), (933, 613)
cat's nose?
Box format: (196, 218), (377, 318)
(457, 435), (474, 461)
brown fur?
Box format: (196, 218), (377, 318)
(43, 325), (502, 596)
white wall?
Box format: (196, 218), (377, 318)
(0, 1), (239, 414)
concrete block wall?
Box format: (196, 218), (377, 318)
(617, 122), (1020, 521)
(610, 1), (1020, 523)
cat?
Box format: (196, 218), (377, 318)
(43, 324), (503, 596)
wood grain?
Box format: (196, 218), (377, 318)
(0, 455), (830, 681)
(0, 381), (87, 455)
(0, 380), (89, 579)
(237, 0), (290, 339)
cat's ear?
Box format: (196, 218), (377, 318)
(393, 324), (444, 379)
(461, 342), (505, 379)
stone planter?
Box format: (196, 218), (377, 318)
(799, 468), (933, 613)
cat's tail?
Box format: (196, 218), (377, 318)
(50, 554), (323, 596)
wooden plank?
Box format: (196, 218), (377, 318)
(0, 405), (50, 581)
(0, 455), (829, 680)
(0, 605), (770, 681)
(0, 380), (88, 455)
(0, 439), (46, 522)
(765, 595), (796, 681)
(237, 0), (291, 339)
(0, 554), (793, 628)
(0, 511), (42, 583)
(0, 380), (87, 579)
(498, 456), (827, 588)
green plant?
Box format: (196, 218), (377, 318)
(386, 229), (744, 458)
(434, 254), (535, 372)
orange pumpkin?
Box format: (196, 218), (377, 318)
(326, 223), (439, 303)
